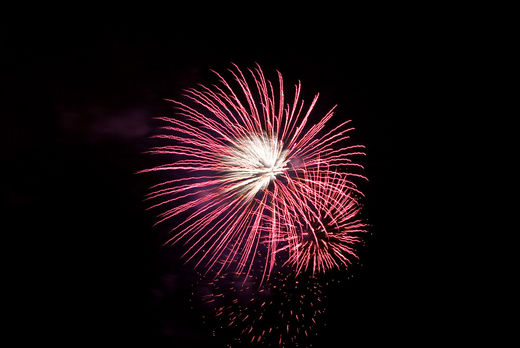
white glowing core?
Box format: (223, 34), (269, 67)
(221, 134), (288, 198)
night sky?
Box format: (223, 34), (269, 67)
(5, 13), (453, 347)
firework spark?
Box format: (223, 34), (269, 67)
(141, 64), (366, 279)
(193, 268), (327, 346)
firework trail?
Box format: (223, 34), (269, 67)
(141, 64), (366, 280)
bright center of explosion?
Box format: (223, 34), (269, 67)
(222, 134), (289, 199)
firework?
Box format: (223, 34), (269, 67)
(265, 168), (367, 275)
(141, 64), (366, 279)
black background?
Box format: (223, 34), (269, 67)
(4, 11), (455, 347)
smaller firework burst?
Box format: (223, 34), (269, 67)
(266, 167), (367, 276)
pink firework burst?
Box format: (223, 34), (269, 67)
(265, 167), (367, 275)
(140, 64), (366, 279)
